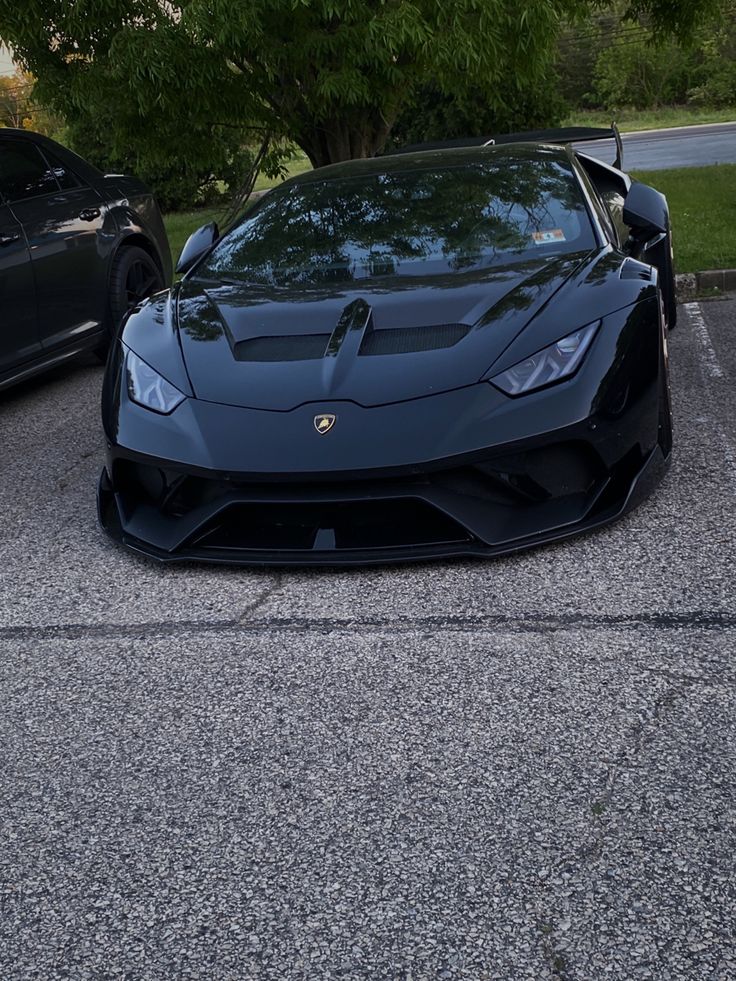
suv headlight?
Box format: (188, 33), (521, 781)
(490, 321), (600, 397)
(125, 348), (186, 414)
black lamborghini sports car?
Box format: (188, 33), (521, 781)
(99, 126), (674, 565)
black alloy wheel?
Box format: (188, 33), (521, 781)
(95, 245), (164, 360)
(110, 245), (164, 328)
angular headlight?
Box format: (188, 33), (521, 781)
(125, 349), (185, 414)
(490, 321), (600, 397)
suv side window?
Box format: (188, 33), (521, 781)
(39, 147), (85, 191)
(0, 139), (60, 202)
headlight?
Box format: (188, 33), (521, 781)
(490, 321), (600, 397)
(125, 349), (185, 414)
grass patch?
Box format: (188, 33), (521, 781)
(563, 106), (736, 133)
(163, 208), (223, 267)
(163, 152), (314, 264)
(633, 164), (736, 273)
(163, 163), (736, 276)
(253, 150), (312, 191)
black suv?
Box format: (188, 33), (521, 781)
(0, 128), (171, 391)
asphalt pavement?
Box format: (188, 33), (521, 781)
(1, 298), (735, 979)
(575, 120), (736, 170)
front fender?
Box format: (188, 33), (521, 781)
(117, 287), (192, 396)
(100, 178), (173, 285)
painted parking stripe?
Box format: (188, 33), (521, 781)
(685, 303), (736, 493)
(684, 302), (725, 379)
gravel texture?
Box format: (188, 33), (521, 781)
(0, 300), (734, 979)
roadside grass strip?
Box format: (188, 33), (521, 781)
(632, 164), (736, 274)
(565, 106), (736, 133)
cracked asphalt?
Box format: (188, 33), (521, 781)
(0, 298), (735, 979)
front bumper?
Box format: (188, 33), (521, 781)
(99, 301), (670, 567)
(98, 440), (668, 567)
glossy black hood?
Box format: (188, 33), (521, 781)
(174, 251), (598, 411)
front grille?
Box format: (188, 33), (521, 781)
(113, 439), (610, 554)
(191, 499), (472, 552)
(359, 323), (469, 356)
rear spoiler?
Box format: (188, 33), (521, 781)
(387, 122), (624, 170)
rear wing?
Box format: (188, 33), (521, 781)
(387, 122), (624, 170)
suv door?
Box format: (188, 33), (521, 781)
(0, 195), (40, 376)
(0, 135), (108, 351)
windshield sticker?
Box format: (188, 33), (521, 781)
(532, 229), (566, 245)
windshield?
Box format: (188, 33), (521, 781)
(199, 155), (596, 288)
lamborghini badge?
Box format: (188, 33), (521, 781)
(314, 413), (336, 435)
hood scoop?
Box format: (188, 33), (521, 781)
(235, 334), (330, 362)
(176, 254), (592, 410)
(359, 323), (469, 356)
(233, 298), (470, 363)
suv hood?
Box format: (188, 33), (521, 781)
(175, 253), (593, 410)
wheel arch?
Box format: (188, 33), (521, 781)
(100, 234), (167, 339)
(113, 232), (166, 278)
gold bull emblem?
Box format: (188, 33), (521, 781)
(314, 413), (336, 435)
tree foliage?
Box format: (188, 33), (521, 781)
(558, 0), (736, 112)
(0, 70), (33, 128)
(0, 0), (721, 202)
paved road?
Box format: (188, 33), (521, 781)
(1, 299), (735, 979)
(575, 120), (736, 171)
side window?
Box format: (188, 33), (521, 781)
(39, 147), (85, 191)
(0, 140), (61, 202)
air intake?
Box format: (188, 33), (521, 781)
(235, 334), (330, 362)
(359, 323), (469, 356)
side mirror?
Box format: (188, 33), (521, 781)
(175, 221), (219, 275)
(623, 182), (668, 239)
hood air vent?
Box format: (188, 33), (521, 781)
(233, 323), (470, 362)
(235, 334), (330, 362)
(359, 323), (469, 356)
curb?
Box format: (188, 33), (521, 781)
(676, 269), (736, 300)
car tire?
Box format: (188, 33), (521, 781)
(94, 245), (164, 360)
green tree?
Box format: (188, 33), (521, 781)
(0, 70), (32, 128)
(388, 75), (569, 152)
(0, 0), (719, 183)
(591, 32), (694, 109)
(688, 0), (736, 106)
(0, 68), (67, 139)
(557, 0), (736, 113)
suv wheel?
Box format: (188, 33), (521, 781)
(94, 245), (164, 360)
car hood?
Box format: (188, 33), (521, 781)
(175, 252), (595, 410)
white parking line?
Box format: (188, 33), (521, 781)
(684, 302), (725, 379)
(686, 304), (736, 493)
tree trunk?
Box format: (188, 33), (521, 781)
(297, 110), (395, 168)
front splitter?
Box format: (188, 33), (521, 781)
(97, 446), (669, 568)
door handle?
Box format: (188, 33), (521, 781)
(78, 207), (101, 221)
(0, 233), (20, 247)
